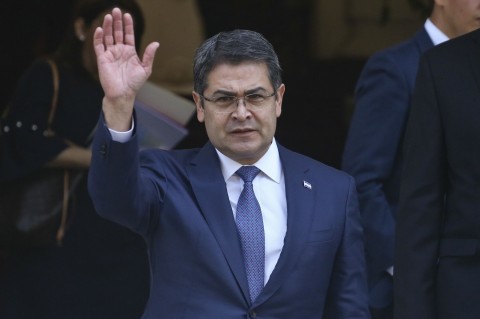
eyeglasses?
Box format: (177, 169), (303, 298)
(198, 91), (276, 114)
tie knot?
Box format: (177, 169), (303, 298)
(236, 166), (261, 183)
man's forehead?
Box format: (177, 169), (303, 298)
(205, 61), (272, 92)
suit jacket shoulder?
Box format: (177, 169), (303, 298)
(279, 144), (353, 183)
(359, 27), (433, 94)
(423, 28), (480, 68)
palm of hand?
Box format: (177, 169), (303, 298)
(97, 43), (149, 100)
(94, 8), (158, 102)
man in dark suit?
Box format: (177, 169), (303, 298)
(87, 8), (369, 319)
(341, 1), (480, 318)
(394, 26), (480, 319)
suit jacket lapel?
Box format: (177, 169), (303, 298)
(186, 142), (250, 303)
(255, 144), (316, 305)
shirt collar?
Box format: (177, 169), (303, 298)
(425, 18), (450, 46)
(216, 138), (282, 184)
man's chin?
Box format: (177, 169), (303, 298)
(226, 144), (269, 164)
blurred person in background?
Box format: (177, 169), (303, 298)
(0, 1), (150, 318)
(395, 26), (480, 319)
(341, 0), (480, 318)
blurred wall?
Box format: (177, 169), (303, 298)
(136, 0), (205, 95)
(311, 0), (424, 59)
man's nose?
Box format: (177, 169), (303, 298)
(236, 96), (248, 107)
(233, 98), (251, 118)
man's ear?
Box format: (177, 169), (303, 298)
(74, 18), (86, 41)
(192, 91), (205, 122)
(275, 83), (285, 118)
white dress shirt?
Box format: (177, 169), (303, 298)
(216, 139), (287, 285)
(425, 18), (450, 45)
(110, 125), (287, 285)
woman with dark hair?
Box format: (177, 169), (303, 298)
(0, 1), (149, 318)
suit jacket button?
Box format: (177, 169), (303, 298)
(249, 310), (257, 318)
(99, 144), (107, 157)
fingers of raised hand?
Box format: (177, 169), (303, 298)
(142, 42), (160, 71)
(111, 8), (135, 47)
(123, 13), (135, 47)
(96, 8), (131, 50)
(112, 7), (124, 45)
(93, 10), (112, 51)
(93, 7), (138, 59)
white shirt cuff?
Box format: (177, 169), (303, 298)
(108, 120), (134, 143)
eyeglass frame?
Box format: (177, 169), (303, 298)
(196, 89), (278, 114)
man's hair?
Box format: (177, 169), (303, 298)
(193, 29), (282, 96)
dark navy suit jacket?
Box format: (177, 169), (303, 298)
(341, 28), (433, 308)
(88, 116), (370, 319)
(395, 28), (480, 319)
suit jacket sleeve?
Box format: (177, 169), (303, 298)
(342, 52), (410, 275)
(88, 114), (163, 238)
(394, 53), (446, 319)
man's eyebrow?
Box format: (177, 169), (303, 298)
(245, 87), (269, 95)
(211, 87), (269, 96)
(211, 89), (236, 96)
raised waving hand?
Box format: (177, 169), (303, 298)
(94, 7), (159, 130)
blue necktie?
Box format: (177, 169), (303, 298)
(235, 166), (265, 303)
